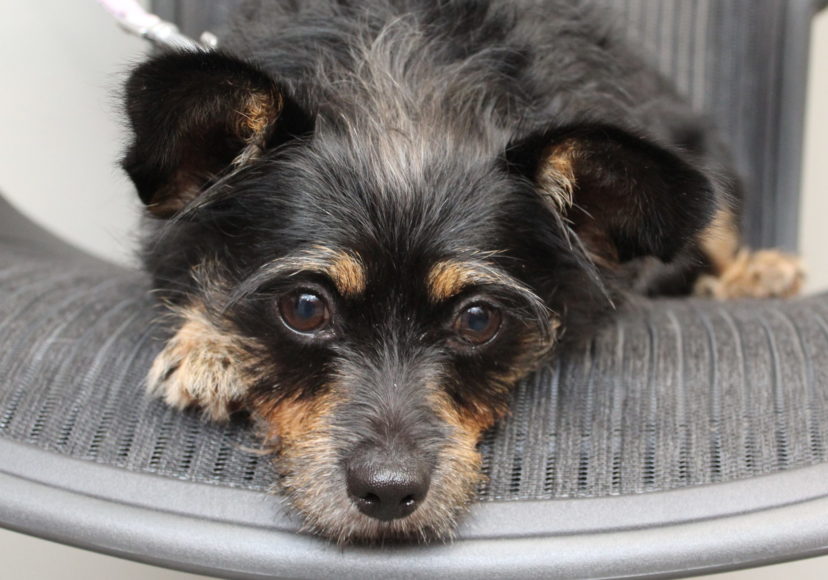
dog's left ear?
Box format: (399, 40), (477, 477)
(122, 51), (313, 217)
(508, 125), (715, 263)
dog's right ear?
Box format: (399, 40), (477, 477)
(122, 51), (313, 218)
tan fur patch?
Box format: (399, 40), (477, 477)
(426, 258), (523, 302)
(429, 390), (488, 488)
(241, 90), (283, 141)
(253, 247), (366, 298)
(147, 302), (258, 421)
(327, 251), (367, 297)
(427, 260), (474, 302)
(537, 139), (579, 211)
(440, 397), (500, 440)
(695, 207), (804, 299)
(694, 248), (805, 299)
(249, 389), (355, 539)
(698, 207), (741, 275)
(230, 90), (284, 168)
(252, 391), (336, 449)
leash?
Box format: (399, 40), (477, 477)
(96, 0), (217, 51)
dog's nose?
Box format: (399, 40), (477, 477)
(346, 460), (431, 521)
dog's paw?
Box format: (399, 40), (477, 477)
(148, 307), (253, 421)
(694, 249), (805, 299)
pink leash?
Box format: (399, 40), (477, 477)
(96, 0), (217, 50)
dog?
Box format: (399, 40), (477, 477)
(121, 0), (803, 544)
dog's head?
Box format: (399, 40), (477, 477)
(124, 51), (714, 543)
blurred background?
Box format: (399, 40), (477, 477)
(0, 1), (825, 578)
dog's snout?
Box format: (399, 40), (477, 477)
(346, 456), (431, 521)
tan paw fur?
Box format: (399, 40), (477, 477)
(694, 249), (805, 299)
(148, 304), (256, 421)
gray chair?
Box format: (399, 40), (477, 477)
(1, 1), (827, 577)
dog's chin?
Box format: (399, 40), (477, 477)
(273, 440), (484, 545)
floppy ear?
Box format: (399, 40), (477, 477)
(122, 51), (313, 217)
(508, 125), (716, 263)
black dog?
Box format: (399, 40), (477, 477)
(122, 0), (802, 543)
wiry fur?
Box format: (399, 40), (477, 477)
(123, 0), (797, 544)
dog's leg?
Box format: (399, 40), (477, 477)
(147, 303), (254, 421)
(694, 208), (805, 299)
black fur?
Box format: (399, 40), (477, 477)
(123, 0), (736, 543)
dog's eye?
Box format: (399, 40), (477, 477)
(453, 303), (502, 345)
(278, 291), (331, 333)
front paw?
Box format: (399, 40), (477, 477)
(694, 249), (805, 299)
(148, 305), (253, 421)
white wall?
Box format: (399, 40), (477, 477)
(800, 8), (828, 293)
(0, 2), (826, 579)
(0, 0), (146, 266)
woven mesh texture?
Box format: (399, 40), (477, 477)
(164, 0), (812, 248)
(2, 245), (827, 500)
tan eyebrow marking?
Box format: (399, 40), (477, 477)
(427, 259), (519, 302)
(326, 251), (366, 297)
(246, 246), (366, 299)
(428, 261), (475, 302)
